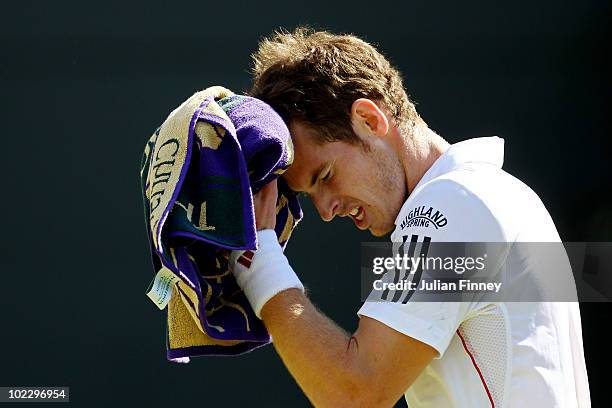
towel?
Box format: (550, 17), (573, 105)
(140, 86), (302, 362)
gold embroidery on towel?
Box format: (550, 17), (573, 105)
(271, 137), (294, 175)
(185, 254), (228, 282)
(195, 202), (215, 231)
(279, 210), (295, 244)
(168, 286), (242, 349)
(174, 201), (216, 231)
(147, 86), (234, 249)
(214, 125), (227, 138)
(275, 195), (288, 212)
(202, 280), (212, 307)
(195, 121), (223, 150)
(219, 298), (251, 332)
(169, 247), (195, 288)
(205, 301), (228, 316)
(207, 324), (226, 333)
(176, 280), (203, 332)
(203, 270), (230, 283)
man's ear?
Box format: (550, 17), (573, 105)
(351, 98), (389, 137)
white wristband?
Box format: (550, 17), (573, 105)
(229, 229), (304, 318)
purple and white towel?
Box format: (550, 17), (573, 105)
(140, 86), (302, 361)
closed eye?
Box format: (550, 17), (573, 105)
(320, 164), (333, 182)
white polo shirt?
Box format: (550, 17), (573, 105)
(358, 137), (590, 407)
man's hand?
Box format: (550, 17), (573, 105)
(253, 179), (278, 231)
(229, 178), (303, 318)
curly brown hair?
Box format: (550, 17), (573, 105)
(249, 27), (419, 145)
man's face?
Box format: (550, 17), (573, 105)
(283, 122), (407, 237)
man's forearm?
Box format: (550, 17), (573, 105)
(231, 228), (429, 406)
(260, 289), (372, 408)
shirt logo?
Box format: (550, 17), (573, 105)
(399, 206), (448, 230)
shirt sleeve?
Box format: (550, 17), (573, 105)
(357, 177), (506, 358)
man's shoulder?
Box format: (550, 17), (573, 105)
(392, 167), (535, 242)
(414, 161), (533, 205)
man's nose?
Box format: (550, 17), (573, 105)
(312, 192), (340, 222)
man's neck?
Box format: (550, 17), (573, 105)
(395, 120), (450, 194)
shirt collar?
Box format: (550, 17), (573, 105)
(394, 136), (505, 225)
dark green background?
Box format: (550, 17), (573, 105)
(1, 0), (609, 406)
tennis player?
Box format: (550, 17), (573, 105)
(228, 29), (590, 407)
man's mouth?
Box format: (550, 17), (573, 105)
(349, 206), (367, 228)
